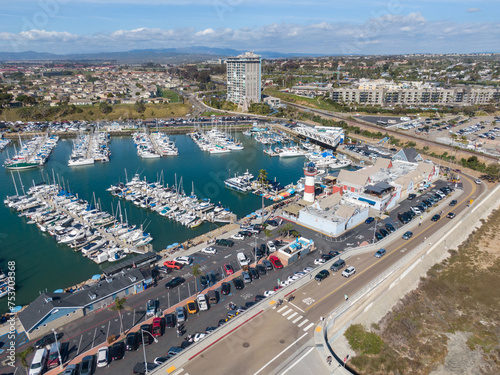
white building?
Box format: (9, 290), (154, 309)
(226, 52), (262, 106)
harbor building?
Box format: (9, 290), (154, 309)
(283, 148), (439, 237)
(17, 266), (154, 339)
(226, 52), (262, 107)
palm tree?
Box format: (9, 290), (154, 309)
(192, 264), (202, 293)
(258, 169), (268, 190)
(109, 297), (128, 335)
(16, 346), (34, 370)
(282, 223), (294, 238)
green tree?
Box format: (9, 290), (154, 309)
(15, 346), (34, 369)
(258, 169), (268, 189)
(109, 297), (128, 335)
(134, 100), (146, 113)
(99, 101), (112, 114)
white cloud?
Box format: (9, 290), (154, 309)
(0, 13), (499, 54)
(467, 8), (481, 13)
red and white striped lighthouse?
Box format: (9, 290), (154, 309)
(303, 162), (318, 203)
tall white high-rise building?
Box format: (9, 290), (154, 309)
(226, 52), (261, 106)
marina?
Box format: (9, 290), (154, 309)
(68, 131), (111, 166)
(4, 182), (152, 265)
(3, 133), (59, 170)
(0, 133), (309, 311)
(108, 171), (236, 227)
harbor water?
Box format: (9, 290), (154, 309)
(0, 133), (308, 313)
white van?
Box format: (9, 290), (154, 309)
(197, 294), (208, 311)
(237, 252), (249, 267)
(29, 348), (47, 375)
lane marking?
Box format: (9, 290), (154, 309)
(287, 312), (298, 320)
(280, 346), (315, 375)
(292, 315), (303, 324)
(253, 332), (308, 375)
(289, 302), (305, 312)
(297, 319), (308, 327)
(303, 322), (315, 331)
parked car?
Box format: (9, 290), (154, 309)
(375, 249), (387, 258)
(79, 355), (95, 375)
(242, 271), (252, 283)
(97, 346), (109, 367)
(385, 223), (395, 233)
(407, 193), (416, 200)
(231, 233), (245, 240)
(132, 362), (157, 375)
(125, 332), (138, 351)
(165, 277), (185, 289)
(256, 264), (267, 275)
(221, 282), (231, 295)
(223, 263), (234, 275)
(201, 246), (217, 254)
(375, 232), (384, 241)
(269, 255), (283, 269)
(186, 300), (199, 314)
(365, 217), (375, 224)
(62, 364), (79, 375)
(34, 332), (62, 349)
(342, 266), (356, 278)
(163, 260), (182, 270)
(164, 313), (176, 328)
(110, 341), (125, 361)
(379, 228), (389, 237)
(175, 307), (186, 323)
(199, 275), (208, 288)
(233, 278), (244, 290)
(140, 324), (152, 345)
(249, 267), (259, 280)
(262, 259), (273, 270)
(215, 239), (234, 247)
(174, 256), (193, 265)
(315, 270), (330, 281)
(267, 241), (276, 252)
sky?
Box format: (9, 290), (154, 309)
(0, 0), (499, 55)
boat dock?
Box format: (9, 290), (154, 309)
(5, 183), (151, 265)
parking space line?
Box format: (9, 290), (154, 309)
(292, 315), (303, 324)
(303, 322), (314, 331)
(287, 312), (298, 320)
(297, 319), (308, 327)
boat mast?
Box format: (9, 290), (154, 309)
(10, 171), (19, 196)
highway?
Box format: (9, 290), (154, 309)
(163, 173), (483, 375)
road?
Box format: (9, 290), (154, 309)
(163, 173), (482, 375)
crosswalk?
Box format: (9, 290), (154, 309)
(275, 305), (315, 331)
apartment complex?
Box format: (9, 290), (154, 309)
(329, 85), (500, 106)
(226, 52), (262, 105)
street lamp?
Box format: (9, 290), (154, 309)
(51, 328), (63, 370)
(141, 329), (159, 374)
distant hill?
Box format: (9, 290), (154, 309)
(0, 47), (323, 63)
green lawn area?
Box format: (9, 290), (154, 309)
(162, 89), (181, 103)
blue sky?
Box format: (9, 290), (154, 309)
(0, 0), (499, 54)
